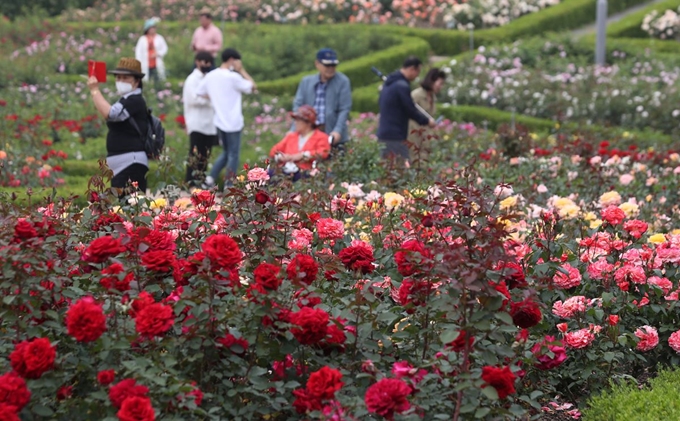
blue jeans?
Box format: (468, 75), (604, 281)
(210, 129), (241, 184)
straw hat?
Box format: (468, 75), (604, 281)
(108, 57), (145, 78)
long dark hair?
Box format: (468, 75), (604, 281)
(420, 68), (446, 92)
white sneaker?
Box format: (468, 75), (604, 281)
(201, 176), (215, 190)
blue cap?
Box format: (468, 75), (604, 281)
(143, 18), (159, 33)
(316, 48), (339, 66)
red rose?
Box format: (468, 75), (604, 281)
(490, 280), (510, 307)
(141, 250), (176, 272)
(287, 254), (319, 285)
(135, 228), (177, 253)
(531, 336), (568, 370)
(397, 278), (433, 309)
(0, 372), (31, 410)
(135, 303), (175, 337)
(290, 307), (330, 345)
(601, 205), (626, 225)
(510, 297), (542, 329)
(394, 239), (432, 276)
(496, 261), (527, 289)
(325, 322), (347, 346)
(306, 366), (343, 401)
(339, 244), (375, 274)
(117, 396), (156, 421)
(255, 190), (270, 204)
(130, 292), (155, 317)
(56, 385), (73, 400)
(623, 219), (648, 239)
(201, 234), (241, 271)
(217, 333), (249, 355)
(446, 330), (474, 353)
(100, 263), (133, 292)
(365, 378), (411, 419)
(292, 388), (323, 414)
(177, 382), (203, 408)
(92, 212), (124, 231)
(66, 297), (107, 342)
(0, 403), (20, 421)
(191, 190), (215, 209)
(109, 379), (149, 409)
(608, 315), (619, 326)
(253, 262), (282, 292)
(13, 219), (37, 241)
(97, 369), (116, 386)
(9, 338), (56, 379)
(82, 235), (126, 263)
(481, 365), (516, 399)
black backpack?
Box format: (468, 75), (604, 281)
(129, 109), (165, 160)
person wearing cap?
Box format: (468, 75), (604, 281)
(87, 58), (149, 195)
(191, 8), (223, 59)
(377, 56), (435, 162)
(134, 17), (168, 88)
(196, 48), (256, 188)
(269, 105), (331, 179)
(292, 48), (352, 150)
(183, 51), (218, 187)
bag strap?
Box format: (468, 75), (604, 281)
(128, 115), (144, 140)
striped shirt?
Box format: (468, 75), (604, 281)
(313, 81), (327, 125)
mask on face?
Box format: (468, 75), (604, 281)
(116, 81), (134, 95)
(199, 66), (212, 74)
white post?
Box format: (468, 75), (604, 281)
(595, 0), (608, 66)
(469, 26), (474, 52)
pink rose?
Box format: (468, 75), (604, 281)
(553, 263), (582, 289)
(635, 325), (659, 352)
(668, 330), (680, 353)
(316, 218), (345, 240)
(564, 328), (595, 349)
(601, 205), (626, 225)
(552, 296), (587, 319)
(532, 336), (568, 370)
(614, 264), (646, 291)
(587, 258), (614, 281)
(623, 220), (648, 239)
(247, 167), (270, 182)
(648, 276), (673, 294)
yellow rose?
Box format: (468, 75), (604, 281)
(359, 232), (370, 242)
(583, 212), (597, 222)
(622, 131), (631, 138)
(558, 204), (580, 219)
(648, 233), (667, 244)
(645, 195), (653, 202)
(411, 189), (427, 197)
(173, 197), (192, 209)
(599, 191), (622, 207)
(149, 198), (167, 210)
(671, 229), (680, 236)
(618, 202), (639, 218)
(500, 195), (518, 210)
(589, 219), (603, 229)
(553, 197), (576, 209)
(384, 192), (405, 211)
(530, 133), (538, 140)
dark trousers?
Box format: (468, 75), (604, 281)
(379, 140), (410, 161)
(111, 163), (148, 194)
(185, 131), (218, 186)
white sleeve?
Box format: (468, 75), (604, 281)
(156, 35), (168, 58)
(234, 75), (253, 94)
(195, 76), (209, 97)
(134, 37), (145, 62)
(185, 75), (210, 107)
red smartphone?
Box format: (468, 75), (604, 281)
(88, 60), (107, 83)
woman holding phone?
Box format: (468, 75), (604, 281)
(87, 57), (149, 196)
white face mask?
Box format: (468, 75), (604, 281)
(116, 81), (134, 95)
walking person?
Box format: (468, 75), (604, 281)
(292, 48), (352, 152)
(191, 8), (223, 63)
(196, 48), (256, 189)
(87, 58), (149, 196)
(134, 18), (168, 89)
(376, 56), (435, 162)
(183, 51), (218, 187)
(408, 68), (446, 163)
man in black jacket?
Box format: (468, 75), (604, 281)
(376, 56), (435, 161)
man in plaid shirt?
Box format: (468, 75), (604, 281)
(292, 48), (352, 149)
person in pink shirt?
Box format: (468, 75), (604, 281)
(191, 8), (223, 60)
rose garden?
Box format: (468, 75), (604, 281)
(2, 0), (680, 420)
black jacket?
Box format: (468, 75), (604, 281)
(106, 93), (148, 156)
(376, 71), (429, 141)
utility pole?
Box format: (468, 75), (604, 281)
(595, 0), (607, 66)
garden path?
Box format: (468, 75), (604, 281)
(569, 0), (668, 38)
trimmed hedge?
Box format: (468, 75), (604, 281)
(258, 36), (430, 96)
(606, 0), (680, 39)
(378, 0), (651, 56)
(585, 368), (680, 420)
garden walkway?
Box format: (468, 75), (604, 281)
(569, 0), (668, 38)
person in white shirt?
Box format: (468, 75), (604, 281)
(183, 51), (218, 187)
(134, 18), (168, 89)
(196, 48), (256, 188)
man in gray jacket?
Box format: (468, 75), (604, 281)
(293, 48), (352, 149)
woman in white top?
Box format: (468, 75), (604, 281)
(134, 18), (168, 89)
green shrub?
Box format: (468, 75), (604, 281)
(606, 0), (680, 38)
(1, 0), (95, 20)
(585, 368), (680, 421)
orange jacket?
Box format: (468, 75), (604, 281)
(269, 129), (331, 170)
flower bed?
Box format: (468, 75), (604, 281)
(59, 0), (562, 30)
(642, 6), (680, 39)
(441, 37), (680, 135)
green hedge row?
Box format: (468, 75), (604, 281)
(258, 36), (430, 96)
(378, 0), (651, 56)
(606, 0), (680, 39)
(585, 368), (680, 420)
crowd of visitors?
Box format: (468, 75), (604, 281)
(88, 7), (443, 194)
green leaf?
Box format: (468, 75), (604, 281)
(495, 312), (513, 325)
(475, 408), (491, 418)
(482, 386), (498, 400)
(2, 295), (15, 305)
(604, 352), (615, 363)
(32, 405), (54, 417)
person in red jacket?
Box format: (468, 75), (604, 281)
(269, 105), (331, 176)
